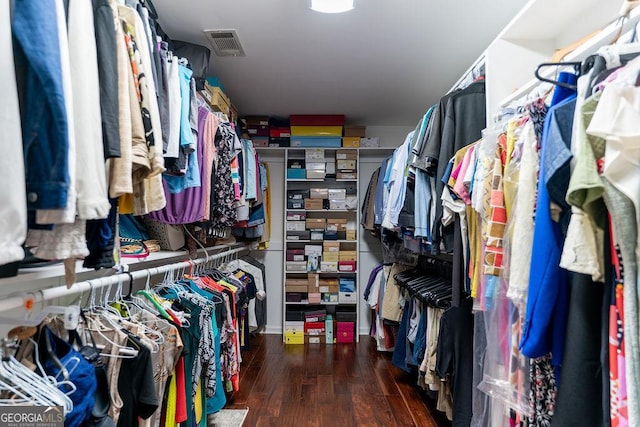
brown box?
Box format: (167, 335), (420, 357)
(339, 251), (357, 261)
(305, 218), (326, 229)
(286, 278), (308, 293)
(322, 252), (339, 262)
(346, 230), (356, 240)
(336, 149), (357, 160)
(319, 277), (339, 286)
(305, 334), (324, 344)
(319, 284), (340, 293)
(344, 125), (366, 137)
(304, 199), (324, 210)
(244, 115), (270, 126)
(308, 273), (319, 293)
(323, 241), (341, 252)
(337, 159), (357, 170)
(342, 138), (360, 147)
(326, 222), (347, 232)
(309, 188), (329, 199)
(337, 172), (357, 180)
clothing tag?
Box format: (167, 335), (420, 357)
(64, 305), (80, 330)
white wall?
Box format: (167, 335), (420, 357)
(366, 125), (414, 147)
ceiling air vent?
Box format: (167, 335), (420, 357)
(204, 29), (246, 57)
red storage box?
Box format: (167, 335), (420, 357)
(289, 114), (345, 126)
(270, 127), (291, 138)
(304, 321), (326, 335)
(286, 249), (305, 261)
(336, 321), (354, 343)
(338, 260), (357, 272)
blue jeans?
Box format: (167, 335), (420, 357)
(13, 0), (70, 210)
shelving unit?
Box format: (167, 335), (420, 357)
(283, 148), (360, 344)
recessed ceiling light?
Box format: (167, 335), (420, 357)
(310, 0), (354, 14)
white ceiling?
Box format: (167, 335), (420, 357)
(150, 0), (529, 126)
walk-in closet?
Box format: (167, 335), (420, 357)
(0, 0), (638, 425)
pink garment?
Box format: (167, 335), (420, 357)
(454, 145), (476, 204)
(201, 113), (219, 220)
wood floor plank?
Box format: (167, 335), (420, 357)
(225, 334), (450, 427)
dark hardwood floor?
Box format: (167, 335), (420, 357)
(226, 334), (452, 427)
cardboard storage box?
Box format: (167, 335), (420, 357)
(308, 273), (319, 292)
(322, 252), (339, 262)
(307, 170), (326, 179)
(345, 196), (358, 210)
(305, 218), (326, 230)
(244, 115), (270, 126)
(304, 199), (324, 210)
(285, 309), (306, 322)
(328, 189), (346, 200)
(306, 335), (324, 344)
(252, 137), (269, 147)
(337, 172), (357, 180)
(344, 125), (366, 137)
(319, 283), (339, 293)
(304, 245), (322, 256)
(326, 222), (347, 232)
(287, 212), (306, 221)
(286, 249), (305, 261)
(286, 284), (308, 293)
(286, 261), (307, 272)
(329, 199), (348, 210)
(326, 315), (334, 344)
(291, 137), (341, 148)
(346, 230), (356, 240)
(339, 251), (357, 261)
(287, 199), (304, 209)
(270, 127), (291, 138)
(339, 292), (357, 304)
(339, 277), (356, 292)
(287, 169), (306, 180)
(324, 230), (346, 240)
(360, 137), (379, 147)
(310, 231), (323, 241)
(308, 293), (322, 304)
(336, 321), (355, 343)
(342, 137), (360, 147)
(292, 126), (343, 137)
(320, 261), (338, 272)
(322, 293), (339, 303)
(269, 137), (290, 147)
(287, 159), (306, 169)
(286, 221), (306, 232)
(285, 330), (304, 345)
(304, 321), (326, 335)
(338, 260), (357, 272)
(288, 189), (310, 200)
(286, 292), (303, 302)
(286, 230), (311, 240)
(285, 321), (305, 332)
(289, 114), (345, 126)
(309, 188), (329, 199)
(305, 148), (325, 160)
(323, 241), (341, 252)
(247, 125), (269, 137)
(337, 159), (357, 170)
(336, 149), (357, 160)
(306, 161), (326, 170)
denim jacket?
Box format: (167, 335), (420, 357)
(13, 0), (70, 210)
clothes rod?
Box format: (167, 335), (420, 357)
(0, 245), (249, 314)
